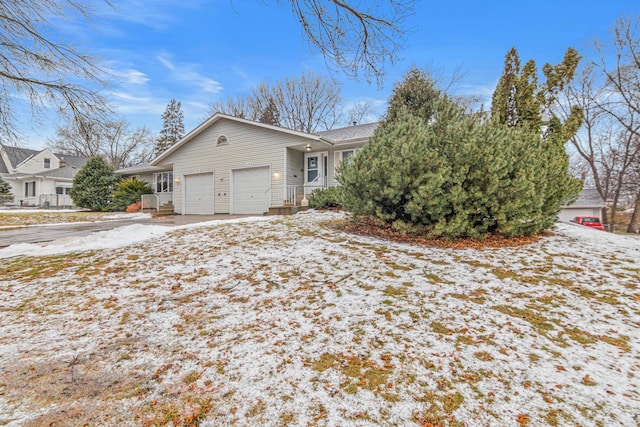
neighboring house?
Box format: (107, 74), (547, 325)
(559, 188), (606, 222)
(117, 113), (377, 215)
(0, 145), (88, 208)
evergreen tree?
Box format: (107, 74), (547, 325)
(491, 46), (581, 134)
(155, 99), (185, 157)
(338, 65), (581, 239)
(386, 67), (441, 122)
(491, 47), (583, 216)
(0, 176), (13, 204)
(111, 178), (153, 211)
(70, 156), (119, 211)
(491, 48), (521, 127)
(258, 97), (280, 126)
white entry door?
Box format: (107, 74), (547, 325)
(184, 173), (214, 214)
(232, 166), (270, 214)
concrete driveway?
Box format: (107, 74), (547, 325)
(0, 214), (255, 248)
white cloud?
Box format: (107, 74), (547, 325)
(157, 54), (223, 94)
(108, 67), (150, 85)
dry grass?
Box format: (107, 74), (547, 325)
(0, 212), (638, 425)
(0, 211), (126, 227)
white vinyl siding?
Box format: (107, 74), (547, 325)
(14, 150), (59, 174)
(286, 147), (304, 202)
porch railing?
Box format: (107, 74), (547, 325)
(142, 193), (173, 212)
(158, 192), (173, 205)
(38, 194), (75, 209)
(141, 194), (159, 212)
(285, 185), (297, 205)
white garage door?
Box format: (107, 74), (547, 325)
(185, 173), (214, 214)
(232, 166), (270, 214)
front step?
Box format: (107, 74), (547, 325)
(265, 206), (299, 216)
(154, 202), (174, 216)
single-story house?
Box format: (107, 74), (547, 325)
(117, 113), (378, 215)
(0, 145), (88, 208)
(558, 188), (606, 222)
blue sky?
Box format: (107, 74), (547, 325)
(22, 0), (640, 149)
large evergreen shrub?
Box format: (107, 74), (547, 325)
(338, 66), (581, 239)
(70, 156), (119, 211)
(111, 178), (153, 211)
(0, 176), (13, 205)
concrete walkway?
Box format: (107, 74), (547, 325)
(0, 214), (258, 248)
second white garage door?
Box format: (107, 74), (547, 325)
(185, 173), (214, 214)
(232, 166), (270, 214)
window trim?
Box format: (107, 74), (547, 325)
(154, 172), (174, 193)
(217, 135), (228, 146)
(334, 149), (357, 173)
(24, 181), (36, 197)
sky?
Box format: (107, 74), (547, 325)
(18, 0), (640, 150)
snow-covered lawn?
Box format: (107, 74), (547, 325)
(0, 211), (638, 426)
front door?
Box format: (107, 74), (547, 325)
(305, 152), (328, 187)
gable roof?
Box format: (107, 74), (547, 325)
(151, 113), (328, 166)
(566, 188), (606, 208)
(0, 144), (88, 179)
(1, 145), (41, 172)
(316, 122), (379, 143)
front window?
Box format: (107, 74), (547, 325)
(154, 172), (173, 193)
(24, 181), (35, 197)
(334, 149), (356, 173)
(56, 186), (71, 195)
(44, 158), (51, 169)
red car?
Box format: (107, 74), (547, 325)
(570, 216), (605, 231)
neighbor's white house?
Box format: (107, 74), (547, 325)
(117, 113), (378, 215)
(0, 145), (88, 208)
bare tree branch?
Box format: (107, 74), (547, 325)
(281, 0), (415, 85)
(0, 0), (111, 143)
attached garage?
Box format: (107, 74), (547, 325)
(184, 173), (214, 214)
(232, 166), (270, 214)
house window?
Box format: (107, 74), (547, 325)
(154, 172), (173, 193)
(217, 135), (228, 146)
(44, 158), (51, 169)
(24, 181), (35, 197)
(334, 149), (356, 172)
(56, 186), (71, 195)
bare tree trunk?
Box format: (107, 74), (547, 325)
(627, 190), (640, 233)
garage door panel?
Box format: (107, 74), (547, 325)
(185, 173), (214, 215)
(232, 167), (270, 214)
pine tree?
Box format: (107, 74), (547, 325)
(338, 64), (582, 239)
(258, 97), (280, 126)
(155, 99), (185, 157)
(491, 48), (521, 127)
(386, 67), (441, 122)
(491, 47), (583, 216)
(0, 176), (13, 204)
(69, 156), (119, 211)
